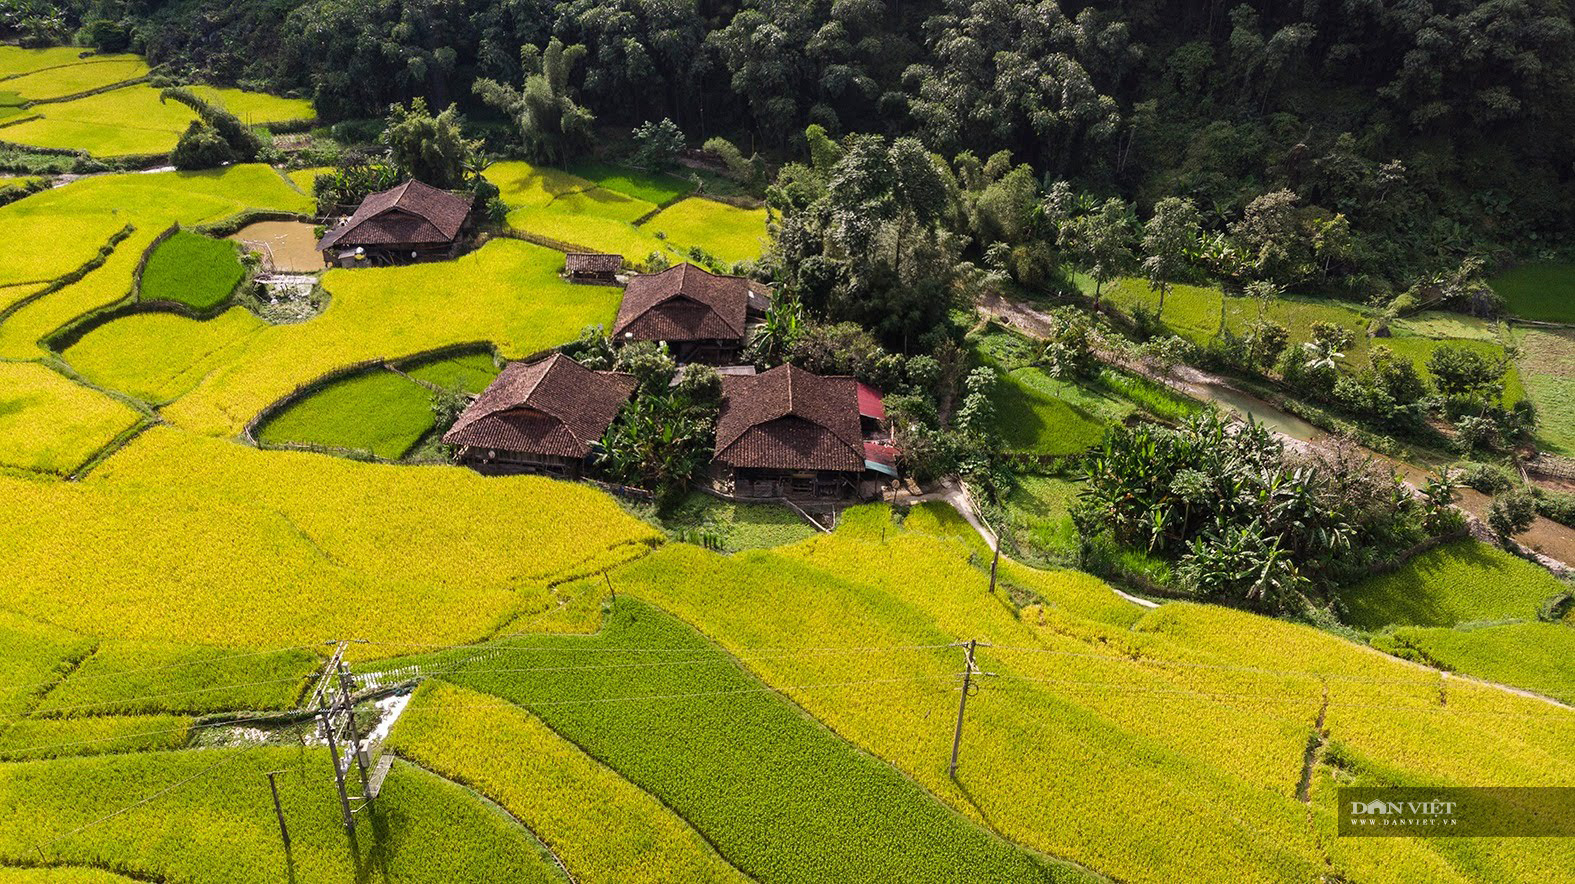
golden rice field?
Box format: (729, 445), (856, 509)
(0, 362), (144, 476)
(63, 308), (265, 404)
(188, 85), (314, 126)
(0, 46), (96, 78)
(0, 85), (197, 157)
(2, 56), (148, 101)
(0, 214), (124, 287)
(165, 237), (621, 436)
(645, 198), (770, 266)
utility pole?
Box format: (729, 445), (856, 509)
(265, 770), (290, 851)
(948, 639), (992, 779)
(604, 570), (615, 603)
(338, 662), (372, 806)
(318, 692), (355, 833)
(988, 539), (1001, 595)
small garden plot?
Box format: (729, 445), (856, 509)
(0, 214), (124, 287)
(188, 85), (314, 125)
(0, 363), (143, 476)
(0, 714), (190, 762)
(994, 366), (1126, 456)
(626, 490), (820, 551)
(33, 641), (316, 717)
(644, 198), (769, 266)
(1390, 311), (1501, 341)
(1511, 326), (1575, 455)
(0, 84), (196, 157)
(138, 230), (246, 311)
(2, 57), (148, 102)
(256, 368), (436, 459)
(1342, 540), (1568, 629)
(64, 308), (264, 404)
(1380, 621), (1575, 705)
(0, 748), (566, 883)
(389, 681), (748, 884)
(0, 46), (94, 78)
(399, 599), (1064, 884)
(402, 350), (501, 394)
(1001, 474), (1084, 564)
(570, 159), (695, 205)
(1490, 262), (1575, 323)
(0, 610), (93, 719)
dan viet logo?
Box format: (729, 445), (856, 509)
(1347, 798), (1458, 828)
(1338, 786), (1575, 838)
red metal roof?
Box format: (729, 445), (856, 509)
(856, 382), (885, 420)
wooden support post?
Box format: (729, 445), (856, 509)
(266, 770), (290, 851)
(988, 540), (1001, 595)
(604, 570), (615, 603)
(337, 663), (372, 806)
(948, 639), (993, 779)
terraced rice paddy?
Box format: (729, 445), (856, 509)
(2, 56), (148, 101)
(1511, 325), (1575, 454)
(62, 308), (265, 404)
(0, 362), (144, 476)
(1491, 262), (1575, 323)
(138, 229), (247, 310)
(256, 368), (436, 459)
(1343, 540), (1568, 629)
(0, 85), (198, 157)
(188, 85), (315, 126)
(643, 198), (769, 266)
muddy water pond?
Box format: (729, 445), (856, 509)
(229, 220), (324, 273)
(1192, 380), (1325, 442)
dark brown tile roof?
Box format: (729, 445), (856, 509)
(613, 263), (754, 342)
(566, 252), (622, 273)
(443, 353), (635, 458)
(317, 179), (472, 252)
(715, 364), (864, 472)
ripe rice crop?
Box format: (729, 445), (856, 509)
(0, 282), (44, 312)
(33, 641), (317, 717)
(506, 205), (667, 260)
(644, 198), (768, 265)
(396, 599), (1071, 884)
(0, 714), (190, 761)
(256, 369), (436, 459)
(388, 681), (749, 883)
(165, 238), (621, 437)
(0, 363), (143, 476)
(0, 748), (565, 882)
(0, 869), (144, 883)
(62, 308), (265, 404)
(188, 85), (314, 126)
(3, 164), (312, 227)
(0, 46), (95, 78)
(0, 610), (94, 719)
(0, 213), (124, 286)
(1342, 540), (1567, 629)
(402, 351), (500, 393)
(138, 230), (246, 310)
(0, 427), (657, 651)
(3, 58), (149, 101)
(284, 165), (330, 195)
(0, 84), (197, 157)
(0, 227), (154, 360)
(483, 160), (589, 208)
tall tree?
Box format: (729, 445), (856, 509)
(474, 38), (595, 164)
(1141, 196), (1200, 318)
(381, 98), (479, 189)
(1064, 197), (1134, 309)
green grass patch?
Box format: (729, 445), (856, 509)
(0, 362), (143, 476)
(643, 198), (769, 266)
(1343, 540), (1568, 629)
(1381, 621), (1575, 704)
(33, 642), (317, 717)
(385, 598), (1068, 884)
(1490, 262), (1575, 323)
(0, 748), (566, 882)
(64, 308), (264, 404)
(994, 367), (1126, 456)
(256, 368), (435, 459)
(627, 490), (821, 551)
(1002, 474), (1084, 564)
(569, 159), (695, 205)
(389, 680), (747, 883)
(139, 230), (246, 311)
(0, 714), (191, 761)
(402, 351), (502, 394)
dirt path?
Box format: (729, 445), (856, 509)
(979, 292), (1575, 574)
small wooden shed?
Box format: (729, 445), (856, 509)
(565, 252), (622, 284)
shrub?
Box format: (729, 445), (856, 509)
(169, 120), (235, 170)
(1487, 488), (1536, 539)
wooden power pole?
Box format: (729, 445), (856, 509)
(265, 770), (290, 851)
(948, 639), (993, 779)
(318, 694), (355, 832)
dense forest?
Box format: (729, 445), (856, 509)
(6, 0), (1573, 286)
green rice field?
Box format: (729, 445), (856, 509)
(1343, 540), (1568, 629)
(138, 229), (247, 310)
(402, 350), (502, 393)
(1490, 262), (1575, 323)
(256, 368), (436, 459)
(1380, 621), (1575, 704)
(1511, 325), (1575, 454)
